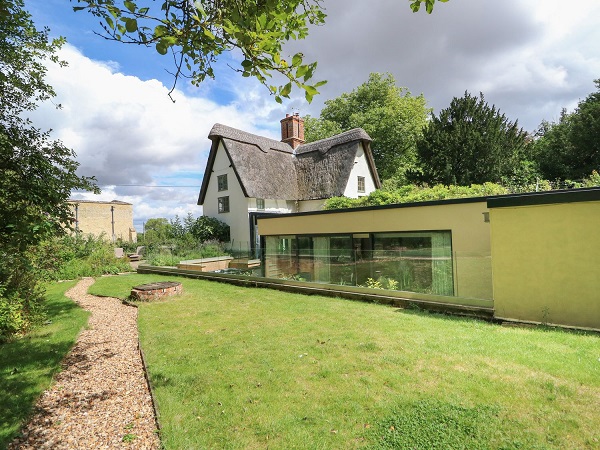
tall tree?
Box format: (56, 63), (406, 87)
(1, 0), (97, 337)
(143, 218), (172, 241)
(413, 92), (529, 186)
(305, 73), (431, 181)
(73, 1), (448, 101)
(533, 79), (600, 180)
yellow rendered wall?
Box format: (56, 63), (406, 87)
(69, 201), (136, 242)
(490, 201), (600, 330)
(258, 201), (492, 299)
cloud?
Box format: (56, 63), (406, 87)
(285, 0), (600, 131)
(31, 44), (285, 229)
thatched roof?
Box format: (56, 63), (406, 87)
(221, 137), (298, 200)
(198, 124), (381, 204)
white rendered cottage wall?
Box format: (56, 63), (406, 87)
(247, 198), (294, 215)
(202, 141), (250, 246)
(297, 199), (326, 212)
(343, 143), (377, 198)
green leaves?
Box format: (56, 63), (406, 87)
(280, 82), (292, 97)
(73, 0), (327, 101)
(125, 18), (137, 33)
(155, 40), (168, 55)
(409, 0), (449, 14)
(123, 0), (136, 13)
(71, 0), (452, 102)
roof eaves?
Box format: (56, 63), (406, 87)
(197, 138), (220, 205)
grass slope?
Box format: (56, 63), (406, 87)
(0, 281), (89, 449)
(92, 274), (600, 449)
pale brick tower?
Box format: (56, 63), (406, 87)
(280, 113), (305, 149)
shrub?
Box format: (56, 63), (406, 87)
(189, 216), (230, 242)
(0, 255), (46, 342)
(324, 183), (509, 210)
(31, 234), (131, 281)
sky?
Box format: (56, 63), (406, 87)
(25, 0), (600, 231)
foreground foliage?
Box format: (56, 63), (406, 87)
(74, 0), (327, 102)
(0, 281), (89, 448)
(0, 0), (97, 340)
(0, 234), (128, 341)
(91, 275), (600, 449)
(72, 1), (447, 101)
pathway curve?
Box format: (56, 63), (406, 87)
(9, 277), (160, 449)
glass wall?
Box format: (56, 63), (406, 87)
(263, 231), (455, 296)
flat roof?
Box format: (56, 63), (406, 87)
(258, 195), (489, 219)
(486, 187), (600, 208)
(256, 186), (600, 220)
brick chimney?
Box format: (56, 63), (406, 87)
(280, 113), (305, 149)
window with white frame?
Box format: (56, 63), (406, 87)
(257, 198), (265, 210)
(357, 176), (366, 193)
(218, 196), (230, 213)
(217, 174), (228, 191)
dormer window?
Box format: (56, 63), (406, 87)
(357, 176), (365, 193)
(217, 174), (228, 191)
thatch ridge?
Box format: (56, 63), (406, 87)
(295, 128), (372, 155)
(209, 123), (293, 154)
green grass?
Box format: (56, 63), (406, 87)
(91, 274), (600, 449)
(0, 281), (89, 449)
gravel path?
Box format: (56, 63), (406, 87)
(9, 277), (160, 450)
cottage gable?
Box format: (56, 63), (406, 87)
(198, 120), (380, 205)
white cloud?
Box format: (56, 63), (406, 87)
(30, 44), (284, 229)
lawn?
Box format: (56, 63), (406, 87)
(91, 274), (600, 449)
(0, 281), (89, 449)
